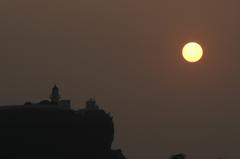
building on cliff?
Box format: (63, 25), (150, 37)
(0, 85), (71, 110)
(0, 85), (126, 159)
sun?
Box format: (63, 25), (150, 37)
(182, 42), (203, 63)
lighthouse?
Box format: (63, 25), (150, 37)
(50, 85), (61, 103)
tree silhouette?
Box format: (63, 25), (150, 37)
(170, 153), (186, 159)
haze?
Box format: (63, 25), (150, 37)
(0, 0), (240, 159)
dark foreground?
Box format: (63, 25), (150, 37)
(0, 107), (126, 159)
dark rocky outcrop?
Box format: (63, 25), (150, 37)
(0, 107), (126, 159)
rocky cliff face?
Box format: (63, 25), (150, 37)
(0, 107), (126, 159)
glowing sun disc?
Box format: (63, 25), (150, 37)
(182, 42), (203, 63)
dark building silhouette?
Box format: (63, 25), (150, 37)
(49, 84), (62, 103)
(0, 85), (126, 159)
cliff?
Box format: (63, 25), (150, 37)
(0, 107), (126, 159)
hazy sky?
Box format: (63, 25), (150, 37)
(0, 0), (240, 159)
